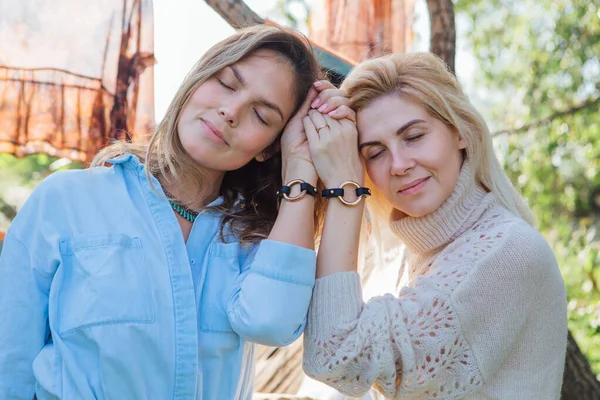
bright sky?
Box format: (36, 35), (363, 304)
(153, 0), (477, 122)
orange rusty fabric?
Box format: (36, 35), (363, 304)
(0, 0), (155, 163)
(309, 0), (416, 63)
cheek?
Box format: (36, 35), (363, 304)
(239, 127), (279, 153)
(366, 162), (389, 192)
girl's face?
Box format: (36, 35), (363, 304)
(178, 49), (296, 173)
(357, 94), (467, 218)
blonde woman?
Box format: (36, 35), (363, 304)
(302, 53), (568, 399)
(0, 25), (331, 399)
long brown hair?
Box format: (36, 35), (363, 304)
(93, 25), (325, 243)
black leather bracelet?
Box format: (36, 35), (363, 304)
(356, 187), (372, 197)
(277, 180), (317, 202)
(322, 188), (344, 198)
(300, 182), (318, 197)
(321, 181), (371, 206)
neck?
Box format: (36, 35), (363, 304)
(161, 169), (224, 210)
(390, 161), (496, 256)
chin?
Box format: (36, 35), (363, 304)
(397, 203), (437, 218)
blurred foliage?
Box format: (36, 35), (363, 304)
(456, 0), (600, 375)
(0, 154), (83, 230)
(274, 0), (309, 29)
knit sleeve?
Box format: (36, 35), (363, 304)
(302, 271), (483, 399)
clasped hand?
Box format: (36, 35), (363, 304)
(280, 80), (364, 188)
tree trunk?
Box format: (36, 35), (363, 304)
(203, 0), (263, 29)
(425, 0), (456, 74)
(561, 331), (600, 399)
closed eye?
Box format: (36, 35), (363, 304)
(367, 149), (385, 160)
(254, 109), (268, 125)
(218, 79), (234, 91)
(406, 133), (424, 142)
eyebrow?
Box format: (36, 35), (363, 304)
(358, 119), (426, 150)
(229, 65), (284, 122)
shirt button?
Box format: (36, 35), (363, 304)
(190, 259), (196, 265)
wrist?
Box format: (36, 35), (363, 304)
(322, 174), (364, 189)
(282, 158), (318, 185)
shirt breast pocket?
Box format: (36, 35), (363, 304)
(57, 233), (155, 335)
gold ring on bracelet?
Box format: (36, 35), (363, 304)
(338, 181), (364, 207)
(281, 179), (308, 202)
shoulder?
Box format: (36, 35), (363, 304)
(469, 206), (554, 267)
(428, 206), (558, 292)
(33, 166), (121, 198)
(14, 166), (127, 224)
(455, 205), (558, 286)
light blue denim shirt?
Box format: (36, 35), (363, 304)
(0, 154), (316, 399)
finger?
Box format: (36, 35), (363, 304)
(316, 95), (350, 114)
(339, 118), (358, 141)
(308, 109), (329, 136)
(327, 105), (356, 122)
(293, 87), (319, 120)
(313, 80), (337, 92)
(303, 115), (320, 147)
(311, 88), (347, 110)
(318, 87), (348, 104)
(323, 114), (342, 136)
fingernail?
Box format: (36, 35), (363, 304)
(328, 110), (337, 116)
(311, 98), (321, 108)
(314, 81), (323, 87)
(318, 104), (328, 112)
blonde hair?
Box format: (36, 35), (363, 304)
(92, 25), (324, 243)
(341, 52), (534, 225)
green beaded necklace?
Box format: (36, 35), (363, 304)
(164, 189), (199, 223)
(169, 202), (199, 223)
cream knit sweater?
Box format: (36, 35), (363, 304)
(303, 163), (568, 399)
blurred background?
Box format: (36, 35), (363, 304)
(0, 0), (598, 398)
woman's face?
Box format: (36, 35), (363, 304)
(178, 49), (297, 172)
(357, 93), (467, 218)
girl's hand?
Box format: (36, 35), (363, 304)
(280, 87), (319, 164)
(303, 110), (363, 188)
(280, 87), (319, 183)
(311, 80), (356, 122)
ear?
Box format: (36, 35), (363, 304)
(255, 141), (281, 162)
(457, 134), (468, 150)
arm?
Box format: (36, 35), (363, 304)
(227, 239), (315, 346)
(302, 223), (557, 398)
(302, 272), (482, 398)
(226, 88), (320, 346)
(0, 206), (54, 398)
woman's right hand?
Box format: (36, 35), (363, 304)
(310, 80), (356, 122)
(302, 109), (364, 189)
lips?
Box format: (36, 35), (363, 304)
(398, 177), (430, 193)
(201, 118), (228, 145)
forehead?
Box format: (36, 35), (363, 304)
(357, 94), (429, 139)
(231, 49), (297, 119)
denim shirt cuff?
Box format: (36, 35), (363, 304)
(250, 239), (316, 287)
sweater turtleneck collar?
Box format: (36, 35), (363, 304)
(390, 161), (496, 256)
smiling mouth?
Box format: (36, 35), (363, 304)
(200, 119), (228, 146)
(398, 177), (430, 194)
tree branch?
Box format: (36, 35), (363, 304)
(203, 0), (264, 29)
(492, 95), (600, 137)
(0, 196), (17, 221)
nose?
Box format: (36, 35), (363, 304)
(218, 101), (241, 128)
(389, 148), (415, 176)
